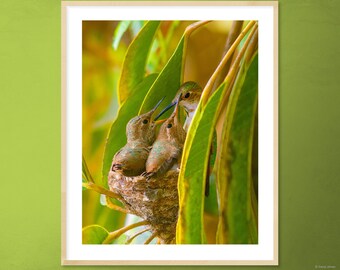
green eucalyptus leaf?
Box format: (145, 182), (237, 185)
(138, 36), (184, 115)
(113, 234), (128, 244)
(118, 21), (160, 104)
(216, 55), (258, 244)
(177, 82), (228, 244)
(82, 225), (109, 244)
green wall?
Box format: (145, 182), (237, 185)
(1, 0), (339, 269)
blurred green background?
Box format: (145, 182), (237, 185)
(1, 0), (340, 269)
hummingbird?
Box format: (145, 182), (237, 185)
(154, 82), (212, 196)
(155, 81), (202, 132)
(178, 81), (203, 131)
(142, 95), (186, 179)
(111, 98), (166, 177)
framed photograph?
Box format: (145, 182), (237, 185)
(62, 1), (278, 265)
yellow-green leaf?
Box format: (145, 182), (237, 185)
(82, 225), (109, 244)
(138, 36), (184, 115)
(118, 21), (160, 104)
(216, 55), (258, 244)
(177, 82), (229, 244)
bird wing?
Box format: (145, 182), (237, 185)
(112, 145), (150, 176)
(144, 142), (181, 178)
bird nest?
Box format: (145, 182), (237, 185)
(108, 169), (179, 244)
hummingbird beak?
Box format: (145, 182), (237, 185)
(153, 101), (177, 121)
(141, 97), (166, 120)
(150, 96), (166, 114)
(154, 93), (182, 121)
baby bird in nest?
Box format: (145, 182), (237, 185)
(111, 98), (166, 177)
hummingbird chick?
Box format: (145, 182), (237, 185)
(111, 98), (166, 177)
(142, 96), (186, 180)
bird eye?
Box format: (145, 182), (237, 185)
(167, 123), (172, 128)
(142, 119), (148, 124)
(184, 92), (190, 99)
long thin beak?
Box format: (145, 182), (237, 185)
(153, 101), (177, 121)
(140, 97), (166, 118)
(150, 96), (166, 114)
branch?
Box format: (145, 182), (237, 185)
(220, 22), (258, 110)
(144, 231), (158, 244)
(82, 182), (123, 201)
(244, 27), (258, 66)
(103, 220), (149, 244)
(125, 227), (151, 244)
(106, 196), (130, 214)
(212, 21), (244, 91)
(200, 20), (256, 106)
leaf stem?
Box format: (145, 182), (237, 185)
(82, 182), (123, 201)
(105, 197), (129, 214)
(212, 21), (244, 91)
(144, 231), (158, 244)
(215, 23), (258, 140)
(244, 27), (259, 67)
(103, 220), (148, 244)
(125, 227), (151, 244)
(220, 22), (258, 109)
(200, 20), (256, 106)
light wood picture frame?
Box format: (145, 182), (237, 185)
(62, 1), (278, 265)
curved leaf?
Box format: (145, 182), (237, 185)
(101, 74), (158, 187)
(138, 36), (184, 115)
(82, 225), (109, 244)
(82, 155), (94, 183)
(175, 22), (258, 244)
(118, 21), (160, 104)
(216, 55), (258, 244)
(177, 82), (229, 244)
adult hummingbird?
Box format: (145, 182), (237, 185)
(111, 98), (166, 177)
(155, 81), (202, 132)
(142, 95), (186, 179)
